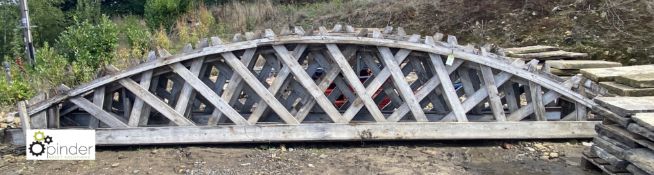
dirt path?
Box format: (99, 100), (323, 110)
(0, 140), (600, 175)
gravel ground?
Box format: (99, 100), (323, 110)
(0, 140), (601, 175)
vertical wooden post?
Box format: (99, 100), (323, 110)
(17, 101), (30, 141)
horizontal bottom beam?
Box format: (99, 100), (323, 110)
(5, 121), (599, 146)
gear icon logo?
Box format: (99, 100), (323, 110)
(29, 141), (45, 157)
(44, 136), (53, 144)
(33, 131), (45, 142)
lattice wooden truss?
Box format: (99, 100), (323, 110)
(10, 25), (606, 145)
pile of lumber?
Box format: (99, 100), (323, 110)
(503, 45), (588, 60)
(583, 96), (654, 175)
(581, 65), (654, 96)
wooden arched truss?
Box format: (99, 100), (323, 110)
(11, 25), (602, 145)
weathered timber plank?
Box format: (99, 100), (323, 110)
(627, 123), (654, 141)
(170, 63), (250, 125)
(632, 113), (654, 131)
(4, 121), (599, 145)
(326, 44), (385, 122)
(69, 96), (128, 128)
(581, 65), (654, 82)
(90, 86), (105, 128)
(272, 45), (347, 123)
(504, 45), (559, 55)
(173, 58), (205, 117)
(480, 65), (507, 121)
(600, 82), (654, 97)
(594, 96), (654, 117)
(506, 76), (581, 121)
(615, 72), (654, 88)
(386, 60), (463, 122)
(248, 44), (307, 123)
(208, 49), (257, 125)
(430, 54), (467, 122)
(117, 78), (195, 126)
(511, 50), (588, 60)
(625, 149), (654, 175)
(545, 60), (622, 70)
(528, 63), (546, 121)
(222, 51), (299, 124)
(377, 47), (427, 122)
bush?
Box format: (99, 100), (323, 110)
(153, 27), (172, 50)
(56, 15), (118, 82)
(144, 0), (188, 30)
(33, 42), (75, 87)
(123, 16), (152, 61)
(0, 59), (35, 106)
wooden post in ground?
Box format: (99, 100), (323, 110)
(17, 100), (30, 144)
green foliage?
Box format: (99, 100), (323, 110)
(144, 0), (188, 30)
(56, 15), (118, 82)
(0, 58), (35, 106)
(123, 16), (152, 60)
(57, 15), (118, 68)
(33, 42), (75, 87)
(73, 0), (102, 23)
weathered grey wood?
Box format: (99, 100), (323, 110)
(507, 76), (580, 121)
(90, 86), (105, 128)
(502, 83), (520, 113)
(545, 60), (621, 69)
(295, 54), (343, 122)
(128, 69), (155, 126)
(17, 101), (30, 133)
(208, 49), (257, 125)
(67, 94), (128, 128)
(592, 136), (627, 159)
(377, 47), (427, 122)
(273, 45), (347, 123)
(590, 145), (628, 170)
(627, 123), (654, 141)
(600, 81), (654, 97)
(327, 44), (386, 122)
(430, 53), (467, 122)
(248, 44), (307, 123)
(581, 65), (654, 82)
(27, 36), (597, 117)
(116, 76), (195, 126)
(594, 96), (654, 117)
(633, 113), (654, 131)
(627, 164), (649, 175)
(173, 58), (205, 117)
(3, 121), (600, 145)
(386, 60), (463, 122)
(616, 72), (654, 88)
(360, 52), (403, 109)
(625, 149), (654, 175)
(170, 63), (250, 125)
(504, 45), (559, 55)
(528, 64), (547, 121)
(120, 88), (131, 119)
(480, 65), (506, 121)
(222, 51), (299, 124)
(342, 46), (412, 121)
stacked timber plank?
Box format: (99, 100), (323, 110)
(545, 60), (622, 76)
(503, 45), (588, 60)
(581, 65), (654, 96)
(583, 96), (654, 175)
